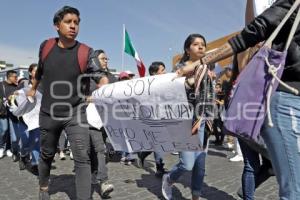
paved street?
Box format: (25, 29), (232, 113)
(0, 144), (278, 200)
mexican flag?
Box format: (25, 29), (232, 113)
(124, 29), (146, 77)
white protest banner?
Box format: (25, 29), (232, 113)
(8, 88), (42, 131)
(92, 73), (202, 153)
(253, 0), (276, 16)
(87, 103), (103, 130)
(22, 91), (42, 131)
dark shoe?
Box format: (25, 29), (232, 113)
(137, 152), (151, 168)
(30, 165), (39, 176)
(268, 168), (275, 176)
(155, 169), (167, 178)
(19, 159), (26, 170)
(12, 154), (20, 162)
(19, 155), (30, 170)
(39, 189), (50, 200)
(100, 181), (114, 198)
(137, 152), (146, 167)
(155, 163), (167, 178)
(212, 140), (223, 145)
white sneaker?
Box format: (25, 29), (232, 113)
(59, 152), (66, 160)
(223, 143), (234, 150)
(0, 148), (4, 158)
(100, 181), (114, 198)
(69, 151), (73, 160)
(162, 174), (173, 200)
(6, 149), (13, 157)
(229, 155), (243, 162)
(171, 151), (179, 155)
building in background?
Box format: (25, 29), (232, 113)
(0, 60), (29, 81)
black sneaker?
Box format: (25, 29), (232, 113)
(137, 152), (152, 168)
(155, 163), (167, 178)
(100, 181), (114, 198)
(30, 165), (39, 176)
(39, 189), (50, 200)
(19, 159), (26, 170)
(19, 155), (30, 170)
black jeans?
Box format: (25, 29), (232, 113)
(58, 130), (68, 152)
(89, 127), (108, 182)
(38, 111), (91, 200)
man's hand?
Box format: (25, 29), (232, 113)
(86, 96), (94, 103)
(172, 68), (184, 81)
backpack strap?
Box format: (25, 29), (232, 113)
(77, 43), (90, 73)
(41, 38), (56, 62)
(41, 38), (90, 73)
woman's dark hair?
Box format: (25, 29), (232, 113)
(179, 33), (207, 64)
(149, 61), (165, 75)
(53, 6), (80, 25)
(28, 63), (37, 80)
(94, 49), (105, 57)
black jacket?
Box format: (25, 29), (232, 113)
(229, 0), (300, 94)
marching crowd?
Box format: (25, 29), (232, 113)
(1, 0), (300, 200)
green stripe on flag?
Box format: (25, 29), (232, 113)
(124, 30), (136, 57)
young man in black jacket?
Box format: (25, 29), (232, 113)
(27, 6), (112, 200)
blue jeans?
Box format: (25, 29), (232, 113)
(169, 122), (207, 197)
(239, 139), (272, 200)
(154, 152), (163, 164)
(261, 91), (300, 200)
(8, 118), (20, 154)
(19, 121), (40, 165)
(0, 118), (8, 149)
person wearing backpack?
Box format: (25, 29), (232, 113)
(27, 6), (103, 200)
(175, 0), (300, 199)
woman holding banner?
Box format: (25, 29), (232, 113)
(162, 33), (213, 200)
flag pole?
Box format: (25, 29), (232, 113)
(121, 24), (125, 72)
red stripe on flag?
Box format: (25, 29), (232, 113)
(137, 61), (146, 77)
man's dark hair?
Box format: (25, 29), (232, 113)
(53, 6), (80, 25)
(149, 61), (165, 75)
(6, 70), (17, 78)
